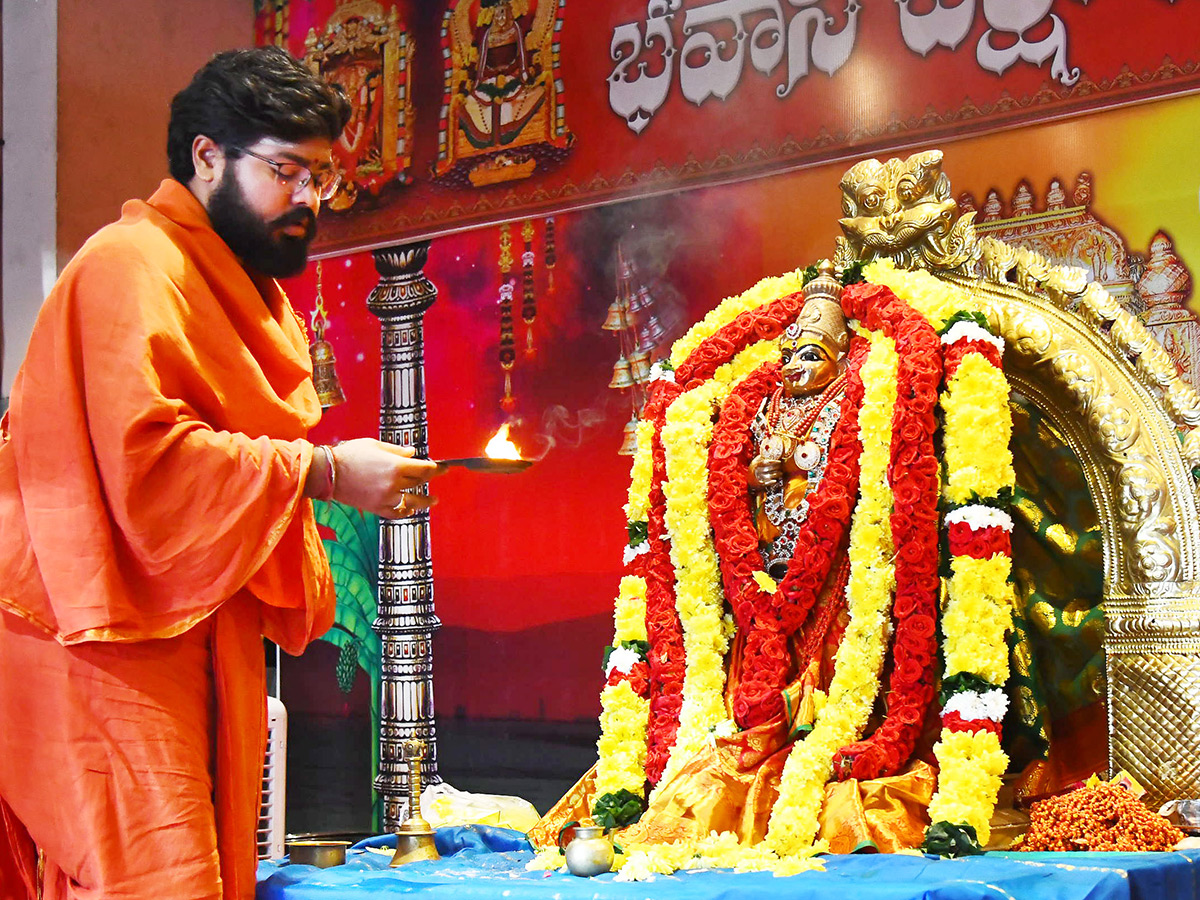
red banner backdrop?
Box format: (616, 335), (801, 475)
(256, 0), (1200, 255)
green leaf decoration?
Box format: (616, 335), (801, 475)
(921, 821), (983, 858)
(840, 261), (865, 285)
(940, 486), (1013, 514)
(336, 639), (361, 693)
(938, 672), (997, 707)
(592, 790), (646, 830)
(801, 264), (820, 285)
(938, 309), (993, 336)
(313, 499), (383, 827)
(627, 521), (649, 546)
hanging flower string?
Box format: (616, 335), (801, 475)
(829, 281), (943, 783)
(522, 219), (537, 356)
(498, 223), (517, 413)
(867, 263), (1015, 853)
(653, 340), (780, 791)
(544, 216), (557, 292)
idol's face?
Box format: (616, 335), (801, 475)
(780, 342), (838, 397)
(208, 136), (334, 278)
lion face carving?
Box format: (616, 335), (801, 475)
(836, 150), (976, 273)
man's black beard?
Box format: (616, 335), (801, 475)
(207, 170), (316, 278)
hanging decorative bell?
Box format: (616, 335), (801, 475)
(617, 416), (639, 456)
(602, 300), (629, 331)
(609, 356), (635, 389)
(638, 314), (667, 348)
(628, 349), (652, 384)
(310, 335), (347, 408)
(629, 284), (652, 314)
(308, 260), (346, 409)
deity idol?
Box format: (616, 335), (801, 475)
(747, 294), (851, 582)
(459, 0), (546, 148)
(530, 153), (1025, 870)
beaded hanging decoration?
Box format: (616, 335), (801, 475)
(498, 223), (517, 413)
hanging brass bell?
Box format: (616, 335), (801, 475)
(602, 301), (629, 331)
(638, 314), (667, 348)
(609, 356), (635, 389)
(628, 349), (652, 384)
(310, 337), (347, 408)
(617, 416), (639, 456)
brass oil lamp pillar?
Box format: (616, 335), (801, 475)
(367, 241), (441, 830)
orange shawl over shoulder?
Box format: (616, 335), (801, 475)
(0, 179), (335, 898)
(0, 178), (333, 651)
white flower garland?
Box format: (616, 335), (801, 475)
(942, 688), (1009, 723)
(943, 505), (1015, 532)
(940, 320), (1006, 354)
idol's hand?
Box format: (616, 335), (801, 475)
(749, 455), (783, 489)
(330, 439), (441, 519)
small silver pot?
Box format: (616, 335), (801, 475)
(286, 840), (348, 868)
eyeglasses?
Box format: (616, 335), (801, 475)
(235, 147), (341, 201)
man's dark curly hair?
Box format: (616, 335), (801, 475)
(167, 46), (352, 182)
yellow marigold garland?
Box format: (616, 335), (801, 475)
(941, 556), (1012, 685)
(614, 575), (649, 644)
(594, 575), (651, 799)
(669, 271), (808, 369)
(655, 340), (777, 792)
(596, 682), (650, 798)
(624, 419), (657, 523)
(616, 831), (825, 882)
(863, 259), (971, 331)
(925, 730), (1008, 845)
(941, 354), (1016, 506)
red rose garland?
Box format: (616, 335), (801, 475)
(946, 522), (1011, 559)
(941, 711), (1001, 736)
(707, 361), (782, 628)
(675, 290), (807, 388)
(639, 381), (687, 785)
(942, 337), (1002, 374)
(832, 282), (943, 781)
(606, 660), (651, 698)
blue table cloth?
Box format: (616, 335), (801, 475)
(258, 826), (1200, 900)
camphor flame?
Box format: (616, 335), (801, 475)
(484, 423), (522, 460)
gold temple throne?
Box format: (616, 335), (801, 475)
(835, 152), (1200, 808)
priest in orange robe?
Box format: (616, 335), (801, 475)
(0, 48), (436, 900)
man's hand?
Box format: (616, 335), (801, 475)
(329, 439), (442, 519)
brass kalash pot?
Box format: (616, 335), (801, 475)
(390, 739), (441, 866)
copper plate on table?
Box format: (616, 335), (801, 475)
(434, 457), (532, 473)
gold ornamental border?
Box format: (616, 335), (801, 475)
(833, 151), (1200, 805)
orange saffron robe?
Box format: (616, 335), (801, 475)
(0, 179), (335, 899)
